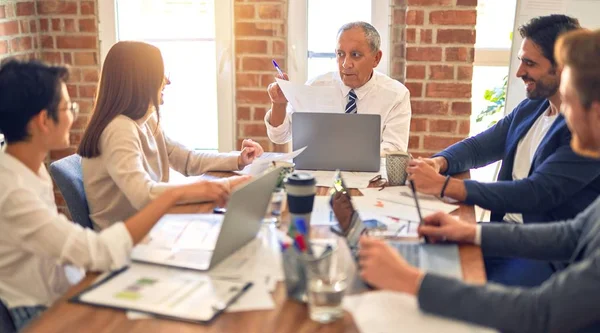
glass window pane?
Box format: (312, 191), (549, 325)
(307, 0), (371, 79)
(475, 0), (517, 49)
(115, 0), (218, 150)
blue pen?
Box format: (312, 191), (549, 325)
(294, 218), (307, 235)
(272, 59), (284, 77)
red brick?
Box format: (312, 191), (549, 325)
(5, 3), (15, 17)
(237, 90), (269, 104)
(69, 132), (83, 146)
(429, 119), (457, 133)
(430, 10), (477, 25)
(393, 44), (405, 58)
(420, 29), (433, 44)
(258, 4), (282, 19)
(451, 102), (472, 115)
(39, 18), (49, 32)
(406, 10), (424, 25)
(411, 152), (434, 158)
(405, 82), (423, 98)
(457, 0), (478, 6)
(76, 100), (93, 114)
(66, 84), (78, 98)
(260, 74), (277, 88)
(393, 8), (406, 25)
(429, 65), (454, 80)
(0, 21), (19, 35)
(406, 65), (426, 79)
(78, 18), (96, 32)
(242, 57), (284, 71)
(445, 47), (473, 62)
(20, 20), (30, 33)
(410, 118), (427, 132)
(29, 19), (37, 33)
(407, 0), (452, 5)
(0, 5), (5, 19)
(16, 2), (35, 16)
(0, 41), (7, 54)
(235, 22), (282, 37)
(237, 107), (251, 120)
(457, 66), (473, 80)
(64, 18), (76, 32)
(426, 83), (471, 98)
(63, 52), (72, 64)
(71, 115), (90, 130)
(81, 1), (95, 15)
(236, 73), (260, 88)
(10, 37), (33, 52)
(57, 36), (97, 49)
(37, 1), (77, 15)
(406, 28), (416, 43)
(68, 68), (81, 82)
(235, 4), (254, 19)
(406, 47), (442, 61)
(51, 18), (60, 31)
(437, 29), (476, 44)
(41, 51), (61, 63)
(411, 101), (449, 115)
(41, 36), (54, 49)
(82, 69), (99, 82)
(423, 136), (462, 150)
(273, 40), (285, 55)
(79, 85), (97, 98)
(73, 52), (97, 65)
(408, 135), (421, 150)
(235, 39), (267, 54)
(458, 119), (471, 135)
(241, 123), (267, 137)
(254, 107), (267, 120)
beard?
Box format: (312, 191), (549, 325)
(571, 135), (600, 159)
(525, 76), (560, 99)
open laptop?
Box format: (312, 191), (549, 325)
(329, 171), (462, 279)
(292, 112), (380, 172)
(131, 167), (281, 271)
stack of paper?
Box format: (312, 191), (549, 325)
(238, 146), (307, 176)
(275, 78), (343, 113)
(343, 291), (498, 333)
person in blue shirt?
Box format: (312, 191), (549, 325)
(407, 14), (600, 287)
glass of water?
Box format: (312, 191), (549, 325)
(304, 239), (348, 324)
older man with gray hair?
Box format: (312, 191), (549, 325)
(265, 21), (411, 152)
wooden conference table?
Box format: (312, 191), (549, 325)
(25, 171), (485, 333)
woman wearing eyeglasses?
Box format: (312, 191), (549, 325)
(78, 41), (260, 230)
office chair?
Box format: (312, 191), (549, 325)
(0, 300), (16, 333)
(49, 154), (94, 229)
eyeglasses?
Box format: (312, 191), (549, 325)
(369, 174), (388, 191)
(62, 102), (79, 120)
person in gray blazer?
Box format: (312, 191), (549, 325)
(354, 29), (600, 333)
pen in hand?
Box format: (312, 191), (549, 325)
(409, 180), (430, 243)
(272, 59), (284, 78)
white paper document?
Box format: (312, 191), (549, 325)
(351, 196), (420, 237)
(239, 146), (307, 176)
(78, 263), (251, 322)
(275, 78), (343, 113)
(303, 170), (380, 189)
(361, 186), (459, 214)
(344, 291), (498, 333)
(310, 196), (336, 225)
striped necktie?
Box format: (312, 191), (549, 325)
(345, 90), (357, 114)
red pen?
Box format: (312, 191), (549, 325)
(294, 234), (307, 253)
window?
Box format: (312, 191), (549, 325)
(98, 0), (235, 151)
(288, 0), (390, 84)
(470, 0), (517, 186)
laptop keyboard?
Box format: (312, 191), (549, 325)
(389, 242), (421, 267)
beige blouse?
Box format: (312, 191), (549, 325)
(82, 112), (239, 230)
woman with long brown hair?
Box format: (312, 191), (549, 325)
(79, 41), (260, 230)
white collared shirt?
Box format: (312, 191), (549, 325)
(0, 152), (133, 308)
(264, 71), (411, 152)
(505, 109), (558, 223)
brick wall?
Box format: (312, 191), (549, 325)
(398, 0), (477, 157)
(234, 0), (288, 152)
(0, 1), (39, 60)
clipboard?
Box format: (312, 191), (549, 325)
(69, 263), (252, 324)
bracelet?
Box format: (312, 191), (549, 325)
(440, 175), (451, 198)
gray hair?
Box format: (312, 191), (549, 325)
(337, 21), (381, 53)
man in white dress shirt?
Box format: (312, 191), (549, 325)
(265, 21), (412, 152)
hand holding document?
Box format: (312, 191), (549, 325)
(343, 291), (497, 333)
(239, 146), (307, 176)
(275, 78), (343, 113)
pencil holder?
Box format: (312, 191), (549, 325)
(282, 248), (309, 303)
